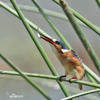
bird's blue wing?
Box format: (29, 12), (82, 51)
(71, 50), (80, 59)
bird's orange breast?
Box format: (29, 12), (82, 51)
(57, 51), (75, 74)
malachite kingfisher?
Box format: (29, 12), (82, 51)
(38, 33), (85, 90)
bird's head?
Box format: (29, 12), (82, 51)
(38, 33), (68, 53)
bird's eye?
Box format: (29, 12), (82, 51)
(56, 41), (60, 44)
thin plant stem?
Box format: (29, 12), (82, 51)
(0, 54), (51, 100)
(59, 0), (100, 73)
(10, 0), (70, 97)
(0, 70), (100, 88)
(61, 89), (100, 100)
(53, 0), (100, 36)
(0, 1), (100, 83)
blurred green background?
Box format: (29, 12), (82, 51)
(0, 0), (100, 100)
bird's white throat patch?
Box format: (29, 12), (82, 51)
(37, 33), (41, 38)
(61, 49), (68, 53)
(52, 39), (57, 42)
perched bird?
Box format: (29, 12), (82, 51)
(38, 33), (85, 90)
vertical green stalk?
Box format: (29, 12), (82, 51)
(59, 0), (100, 73)
(82, 63), (100, 83)
(0, 53), (51, 100)
(96, 0), (100, 8)
(53, 0), (100, 36)
(31, 0), (71, 49)
(10, 0), (70, 97)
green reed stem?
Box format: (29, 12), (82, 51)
(82, 63), (100, 83)
(10, 0), (70, 97)
(96, 0), (100, 8)
(0, 54), (51, 100)
(53, 0), (100, 36)
(0, 70), (100, 88)
(86, 72), (100, 95)
(0, 1), (100, 83)
(59, 0), (100, 73)
(61, 89), (100, 100)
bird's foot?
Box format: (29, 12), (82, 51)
(59, 75), (66, 81)
(68, 77), (77, 83)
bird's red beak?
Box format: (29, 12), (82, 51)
(38, 33), (56, 45)
(38, 33), (63, 53)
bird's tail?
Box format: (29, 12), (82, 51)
(78, 84), (82, 90)
(76, 65), (85, 90)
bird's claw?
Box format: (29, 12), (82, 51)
(68, 79), (72, 83)
(59, 76), (63, 81)
(58, 75), (66, 82)
(68, 77), (77, 83)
